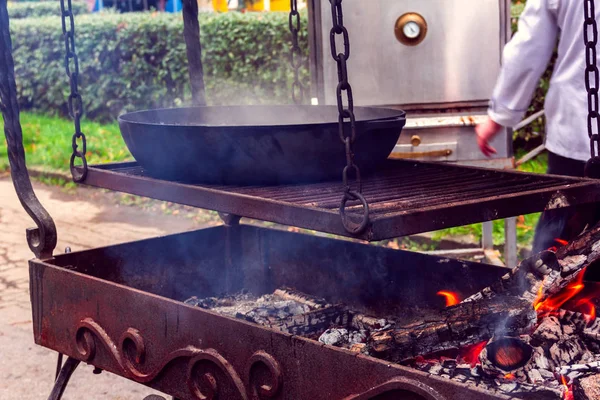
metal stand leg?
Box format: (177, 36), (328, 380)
(48, 357), (80, 400)
(482, 221), (494, 250)
(504, 217), (518, 268)
(54, 353), (63, 381)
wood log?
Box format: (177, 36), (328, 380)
(556, 360), (600, 377)
(350, 313), (389, 331)
(463, 224), (600, 306)
(573, 374), (600, 400)
(366, 296), (537, 362)
(272, 287), (330, 309)
(462, 251), (561, 304)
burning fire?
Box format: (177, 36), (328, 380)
(555, 238), (569, 246)
(504, 373), (515, 380)
(574, 297), (597, 323)
(534, 268), (592, 317)
(461, 341), (488, 367)
(437, 291), (461, 307)
(561, 375), (574, 400)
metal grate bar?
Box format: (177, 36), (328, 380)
(82, 160), (600, 241)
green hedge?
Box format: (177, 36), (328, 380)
(8, 4), (541, 124)
(8, 1), (88, 19)
(10, 11), (309, 121)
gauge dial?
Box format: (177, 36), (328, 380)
(395, 13), (428, 46)
(403, 21), (421, 39)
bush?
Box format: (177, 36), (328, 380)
(9, 11), (309, 121)
(7, 1), (88, 19)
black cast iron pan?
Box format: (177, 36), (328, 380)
(118, 105), (406, 185)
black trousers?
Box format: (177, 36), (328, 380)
(531, 152), (586, 254)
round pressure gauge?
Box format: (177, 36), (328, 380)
(395, 13), (428, 46)
(403, 21), (421, 39)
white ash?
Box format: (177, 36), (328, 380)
(185, 292), (312, 322)
(533, 316), (562, 342)
(549, 338), (586, 366)
(559, 255), (587, 274)
(348, 329), (368, 345)
(532, 346), (552, 371)
(318, 328), (367, 346)
(319, 328), (349, 346)
(584, 317), (600, 341)
(556, 360), (600, 376)
(351, 314), (389, 331)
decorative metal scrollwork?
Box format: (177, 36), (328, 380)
(74, 318), (282, 400)
(248, 351), (283, 399)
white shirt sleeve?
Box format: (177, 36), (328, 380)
(488, 0), (559, 127)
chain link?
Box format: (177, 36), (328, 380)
(329, 0), (369, 234)
(289, 0), (304, 104)
(584, 0), (600, 159)
(60, 0), (87, 182)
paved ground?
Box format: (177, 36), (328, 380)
(0, 176), (211, 399)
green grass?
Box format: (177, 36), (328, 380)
(0, 112), (131, 172)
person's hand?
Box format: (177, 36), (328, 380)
(475, 118), (502, 157)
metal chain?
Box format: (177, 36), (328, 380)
(329, 0), (369, 235)
(584, 0), (600, 159)
(289, 0), (304, 104)
(60, 0), (87, 182)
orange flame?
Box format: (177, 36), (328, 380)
(561, 376), (574, 400)
(555, 238), (569, 246)
(504, 373), (515, 380)
(461, 341), (488, 367)
(574, 297), (597, 323)
(437, 291), (461, 307)
(535, 268), (587, 315)
(533, 282), (545, 311)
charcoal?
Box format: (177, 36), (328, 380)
(533, 316), (562, 342)
(349, 343), (366, 353)
(573, 373), (600, 400)
(442, 359), (457, 368)
(273, 287), (329, 309)
(526, 368), (544, 384)
(348, 330), (367, 345)
(549, 338), (585, 366)
(351, 314), (389, 331)
(533, 347), (552, 371)
(429, 363), (443, 375)
(319, 328), (348, 346)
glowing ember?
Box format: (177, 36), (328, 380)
(461, 341), (487, 367)
(555, 238), (569, 246)
(493, 344), (525, 370)
(535, 268), (587, 315)
(561, 375), (574, 400)
(504, 373), (515, 380)
(437, 291), (460, 307)
(574, 297), (597, 323)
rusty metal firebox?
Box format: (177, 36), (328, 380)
(3, 0), (600, 399)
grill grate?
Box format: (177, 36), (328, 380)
(83, 160), (600, 241)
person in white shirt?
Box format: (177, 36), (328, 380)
(475, 0), (597, 253)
